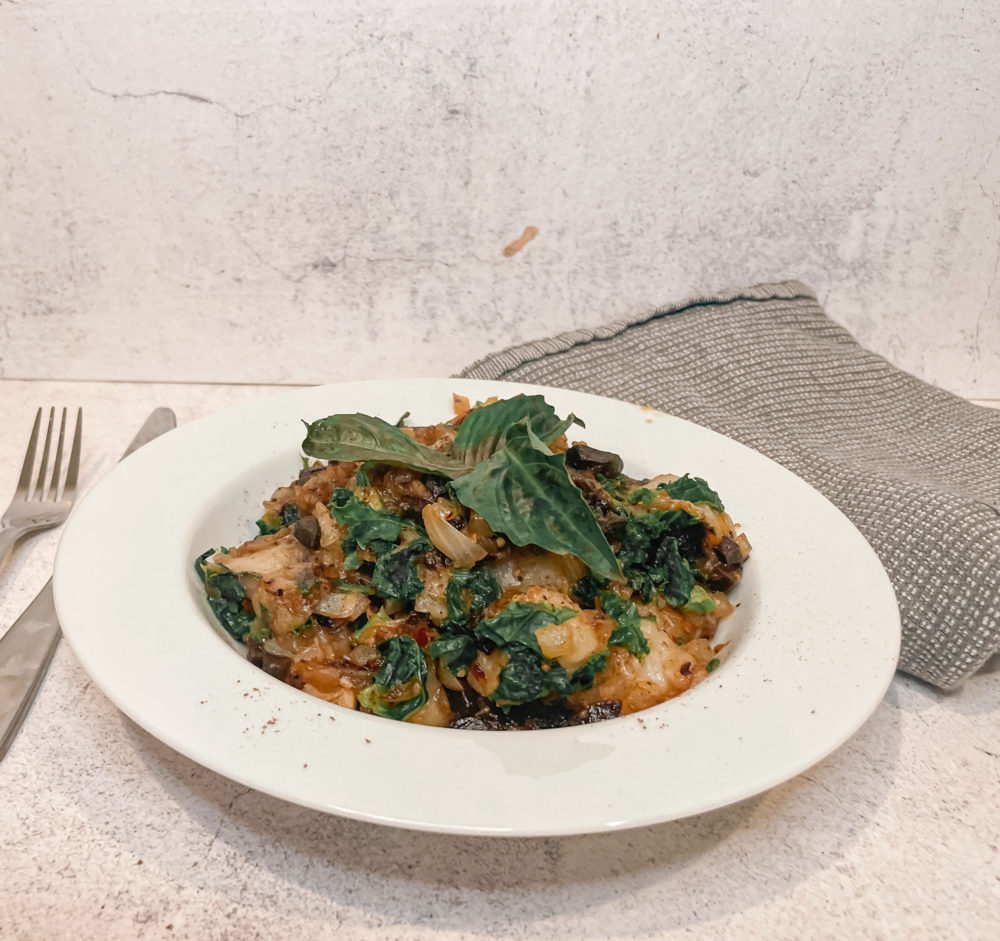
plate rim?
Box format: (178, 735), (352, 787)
(53, 378), (901, 836)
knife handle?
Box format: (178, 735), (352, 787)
(0, 579), (60, 761)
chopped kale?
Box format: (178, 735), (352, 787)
(335, 579), (376, 595)
(371, 536), (432, 602)
(248, 604), (272, 644)
(627, 488), (656, 506)
(567, 651), (609, 691)
(428, 632), (478, 673)
(471, 601), (614, 705)
(493, 645), (570, 705)
(683, 584), (718, 613)
(195, 549), (255, 641)
(616, 509), (705, 605)
(571, 573), (609, 609)
(358, 635), (428, 721)
(255, 513), (281, 536)
(599, 591), (650, 658)
(658, 474), (724, 511)
(353, 610), (392, 643)
(194, 548), (213, 583)
(595, 473), (627, 497)
(255, 502), (301, 536)
(473, 601), (576, 655)
(427, 568), (502, 674)
(444, 567), (502, 625)
(329, 488), (420, 570)
(330, 488), (408, 548)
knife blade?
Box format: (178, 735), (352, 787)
(0, 408), (177, 761)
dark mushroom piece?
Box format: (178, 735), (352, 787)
(597, 512), (628, 542)
(247, 639), (301, 687)
(292, 516), (321, 550)
(297, 464), (325, 485)
(567, 467), (614, 513)
(565, 444), (625, 477)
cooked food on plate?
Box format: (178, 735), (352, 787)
(196, 394), (750, 729)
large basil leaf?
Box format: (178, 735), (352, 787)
(302, 413), (468, 477)
(452, 422), (621, 580)
(453, 394), (582, 465)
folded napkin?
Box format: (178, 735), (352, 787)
(459, 280), (1000, 689)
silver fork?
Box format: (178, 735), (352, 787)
(0, 408), (82, 574)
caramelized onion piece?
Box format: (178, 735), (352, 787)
(422, 501), (487, 568)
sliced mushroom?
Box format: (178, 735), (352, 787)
(566, 444), (624, 477)
(292, 516), (322, 550)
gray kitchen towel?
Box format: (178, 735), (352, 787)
(459, 280), (1000, 690)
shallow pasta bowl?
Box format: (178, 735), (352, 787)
(53, 379), (900, 836)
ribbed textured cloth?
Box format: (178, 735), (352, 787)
(459, 281), (1000, 689)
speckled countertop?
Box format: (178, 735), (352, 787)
(0, 378), (997, 941)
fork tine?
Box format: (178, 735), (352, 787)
(62, 408), (83, 500)
(32, 408), (55, 501)
(13, 409), (42, 498)
(49, 408), (68, 499)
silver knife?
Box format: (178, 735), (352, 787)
(0, 407), (177, 761)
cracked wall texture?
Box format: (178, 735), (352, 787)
(1, 0), (998, 394)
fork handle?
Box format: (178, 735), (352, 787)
(0, 578), (60, 761)
(0, 526), (26, 577)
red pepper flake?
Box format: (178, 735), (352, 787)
(413, 627), (430, 649)
(471, 662), (486, 681)
(680, 661), (691, 676)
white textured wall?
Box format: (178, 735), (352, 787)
(2, 1), (998, 395)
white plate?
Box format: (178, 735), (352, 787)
(53, 379), (900, 837)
